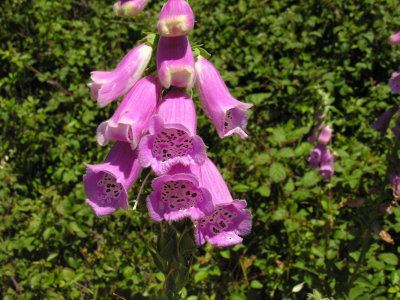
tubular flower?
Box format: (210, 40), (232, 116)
(389, 72), (400, 94)
(89, 43), (152, 107)
(390, 174), (400, 199)
(157, 36), (195, 89)
(138, 89), (206, 175)
(147, 164), (214, 222)
(307, 144), (326, 169)
(389, 32), (400, 45)
(195, 56), (252, 139)
(371, 108), (396, 136)
(158, 0), (194, 37)
(96, 74), (162, 148)
(113, 0), (149, 17)
(317, 126), (332, 145)
(193, 158), (252, 247)
(83, 142), (142, 216)
(319, 149), (334, 179)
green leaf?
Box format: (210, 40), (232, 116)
(250, 280), (263, 289)
(379, 253), (398, 266)
(269, 162), (287, 183)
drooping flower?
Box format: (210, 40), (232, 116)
(83, 142), (142, 216)
(96, 74), (162, 148)
(89, 43), (152, 107)
(138, 89), (207, 175)
(193, 158), (252, 247)
(371, 108), (396, 137)
(195, 56), (252, 139)
(317, 126), (332, 145)
(113, 0), (149, 17)
(391, 115), (400, 139)
(389, 32), (400, 45)
(390, 174), (400, 199)
(389, 72), (400, 94)
(147, 164), (214, 222)
(157, 36), (195, 89)
(307, 144), (326, 169)
(158, 0), (194, 37)
(319, 149), (334, 179)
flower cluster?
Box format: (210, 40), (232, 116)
(83, 0), (252, 247)
(307, 126), (334, 179)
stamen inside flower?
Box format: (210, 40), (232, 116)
(197, 206), (237, 233)
(96, 172), (124, 204)
(160, 180), (203, 210)
(152, 128), (194, 162)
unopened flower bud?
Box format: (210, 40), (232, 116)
(158, 0), (194, 37)
(389, 32), (400, 45)
(317, 126), (332, 145)
(113, 0), (149, 17)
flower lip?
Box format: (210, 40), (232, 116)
(147, 172), (214, 222)
(84, 165), (129, 216)
(83, 142), (142, 216)
(194, 200), (252, 247)
(138, 115), (207, 175)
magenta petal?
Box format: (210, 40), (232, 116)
(195, 57), (252, 139)
(389, 32), (400, 45)
(83, 142), (142, 216)
(158, 0), (194, 37)
(157, 36), (195, 89)
(89, 43), (152, 107)
(147, 171), (214, 222)
(317, 126), (332, 145)
(207, 231), (243, 247)
(307, 144), (326, 169)
(138, 89), (206, 175)
(389, 72), (400, 94)
(113, 0), (149, 17)
(96, 75), (162, 148)
(192, 158), (252, 247)
(319, 150), (334, 179)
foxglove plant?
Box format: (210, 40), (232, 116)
(307, 125), (334, 179)
(83, 0), (253, 295)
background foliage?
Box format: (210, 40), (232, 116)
(2, 0), (400, 299)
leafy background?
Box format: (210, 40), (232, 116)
(2, 0), (400, 299)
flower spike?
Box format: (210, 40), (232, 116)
(195, 56), (252, 139)
(157, 36), (195, 89)
(193, 158), (252, 247)
(138, 89), (207, 175)
(158, 0), (195, 37)
(113, 0), (149, 17)
(96, 74), (162, 149)
(89, 43), (152, 107)
(83, 142), (142, 216)
(147, 164), (214, 222)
